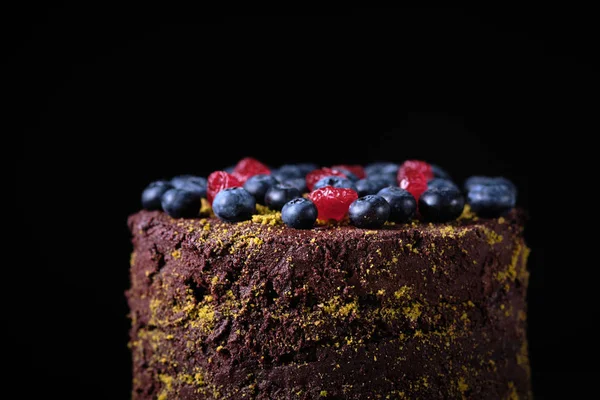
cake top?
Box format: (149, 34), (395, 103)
(140, 157), (517, 230)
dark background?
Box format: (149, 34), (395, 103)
(7, 5), (596, 399)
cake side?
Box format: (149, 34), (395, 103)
(127, 210), (530, 399)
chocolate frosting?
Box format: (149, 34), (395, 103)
(127, 209), (530, 399)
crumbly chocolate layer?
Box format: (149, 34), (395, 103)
(127, 209), (530, 399)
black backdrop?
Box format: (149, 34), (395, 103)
(8, 6), (597, 399)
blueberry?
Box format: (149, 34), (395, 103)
(264, 184), (302, 211)
(427, 178), (459, 191)
(464, 176), (490, 191)
(464, 176), (516, 194)
(296, 163), (319, 176)
(243, 174), (278, 204)
(355, 179), (378, 196)
(430, 164), (451, 180)
(348, 195), (391, 229)
(333, 168), (359, 182)
(212, 187), (256, 222)
(365, 162), (399, 177)
(170, 175), (195, 187)
(282, 177), (308, 193)
(367, 173), (397, 187)
(272, 164), (304, 181)
(281, 197), (318, 229)
(141, 180), (173, 210)
(161, 188), (201, 218)
(467, 184), (516, 218)
(419, 188), (465, 222)
(377, 186), (417, 223)
(223, 165), (236, 173)
(313, 176), (358, 192)
(171, 175), (208, 198)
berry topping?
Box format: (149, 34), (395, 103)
(377, 186), (417, 223)
(141, 180), (173, 210)
(281, 197), (318, 229)
(398, 160), (434, 181)
(427, 178), (459, 191)
(139, 158), (519, 227)
(332, 164), (366, 180)
(348, 195), (391, 229)
(161, 188), (201, 218)
(207, 171), (242, 204)
(306, 168), (348, 191)
(264, 184), (302, 211)
(430, 164), (451, 180)
(466, 177), (516, 217)
(243, 174), (278, 204)
(313, 176), (358, 192)
(282, 177), (308, 193)
(171, 175), (208, 198)
(399, 169), (428, 200)
(231, 157), (270, 184)
(418, 188), (465, 222)
(212, 187), (256, 222)
(308, 187), (358, 221)
(365, 162), (399, 177)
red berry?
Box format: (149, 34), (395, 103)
(308, 187), (358, 221)
(397, 160), (433, 182)
(332, 164), (366, 179)
(207, 171), (242, 204)
(399, 169), (427, 200)
(306, 168), (348, 191)
(232, 157), (270, 184)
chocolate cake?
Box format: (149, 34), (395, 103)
(127, 206), (530, 399)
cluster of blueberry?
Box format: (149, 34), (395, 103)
(141, 158), (517, 229)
